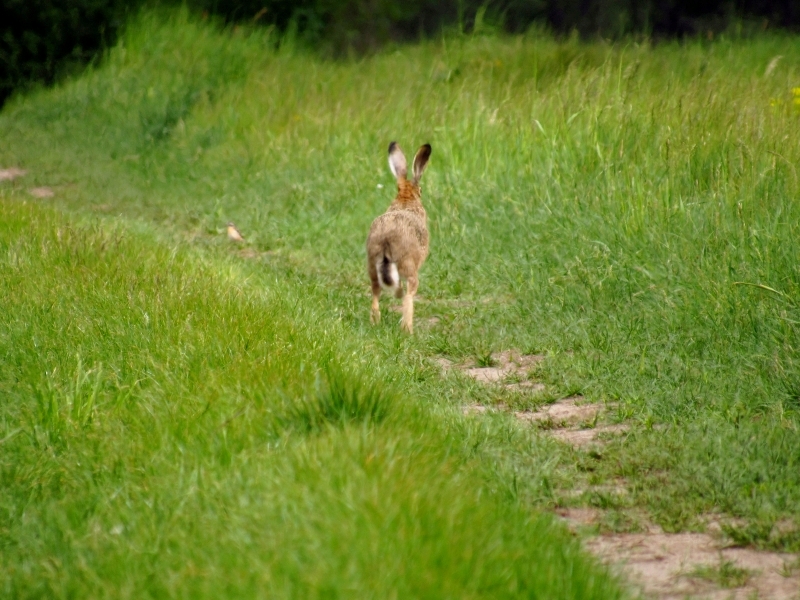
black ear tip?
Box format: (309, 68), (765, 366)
(423, 143), (432, 153)
(388, 141), (398, 154)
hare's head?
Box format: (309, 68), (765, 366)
(388, 141), (431, 201)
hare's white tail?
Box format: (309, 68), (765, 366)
(377, 256), (399, 291)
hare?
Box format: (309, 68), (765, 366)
(366, 141), (432, 334)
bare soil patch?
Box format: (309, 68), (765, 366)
(438, 350), (544, 388)
(516, 395), (626, 447)
(515, 395), (600, 425)
(587, 529), (799, 599)
(29, 186), (54, 198)
(0, 167), (27, 181)
(555, 508), (800, 599)
(448, 352), (623, 447)
(548, 425), (628, 447)
(463, 350), (544, 384)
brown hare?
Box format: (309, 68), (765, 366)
(366, 141), (432, 334)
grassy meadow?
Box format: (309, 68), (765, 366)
(3, 7), (800, 596)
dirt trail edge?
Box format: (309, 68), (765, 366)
(442, 350), (800, 600)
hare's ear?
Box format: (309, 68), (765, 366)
(412, 144), (432, 184)
(388, 141), (407, 180)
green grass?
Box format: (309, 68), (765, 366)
(0, 200), (618, 597)
(3, 6), (800, 595)
(689, 559), (752, 589)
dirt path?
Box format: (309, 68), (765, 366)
(447, 350), (800, 600)
(560, 507), (800, 599)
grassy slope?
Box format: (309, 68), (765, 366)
(2, 6), (800, 592)
(0, 200), (618, 597)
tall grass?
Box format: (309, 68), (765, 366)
(2, 7), (800, 590)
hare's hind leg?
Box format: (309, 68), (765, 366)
(369, 261), (381, 324)
(401, 274), (418, 334)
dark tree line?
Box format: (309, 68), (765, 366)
(189, 0), (797, 48)
(2, 0), (798, 106)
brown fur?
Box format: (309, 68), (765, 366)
(366, 143), (432, 333)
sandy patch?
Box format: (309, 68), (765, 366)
(554, 509), (800, 599)
(463, 350), (544, 383)
(438, 350), (544, 391)
(585, 528), (799, 599)
(29, 186), (54, 198)
(435, 357), (455, 372)
(555, 507), (800, 600)
(514, 395), (626, 447)
(0, 167), (27, 181)
(448, 352), (623, 448)
(515, 395), (600, 425)
(461, 396), (625, 448)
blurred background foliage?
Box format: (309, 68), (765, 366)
(1, 0), (798, 106)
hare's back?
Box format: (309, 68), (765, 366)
(367, 210), (428, 259)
